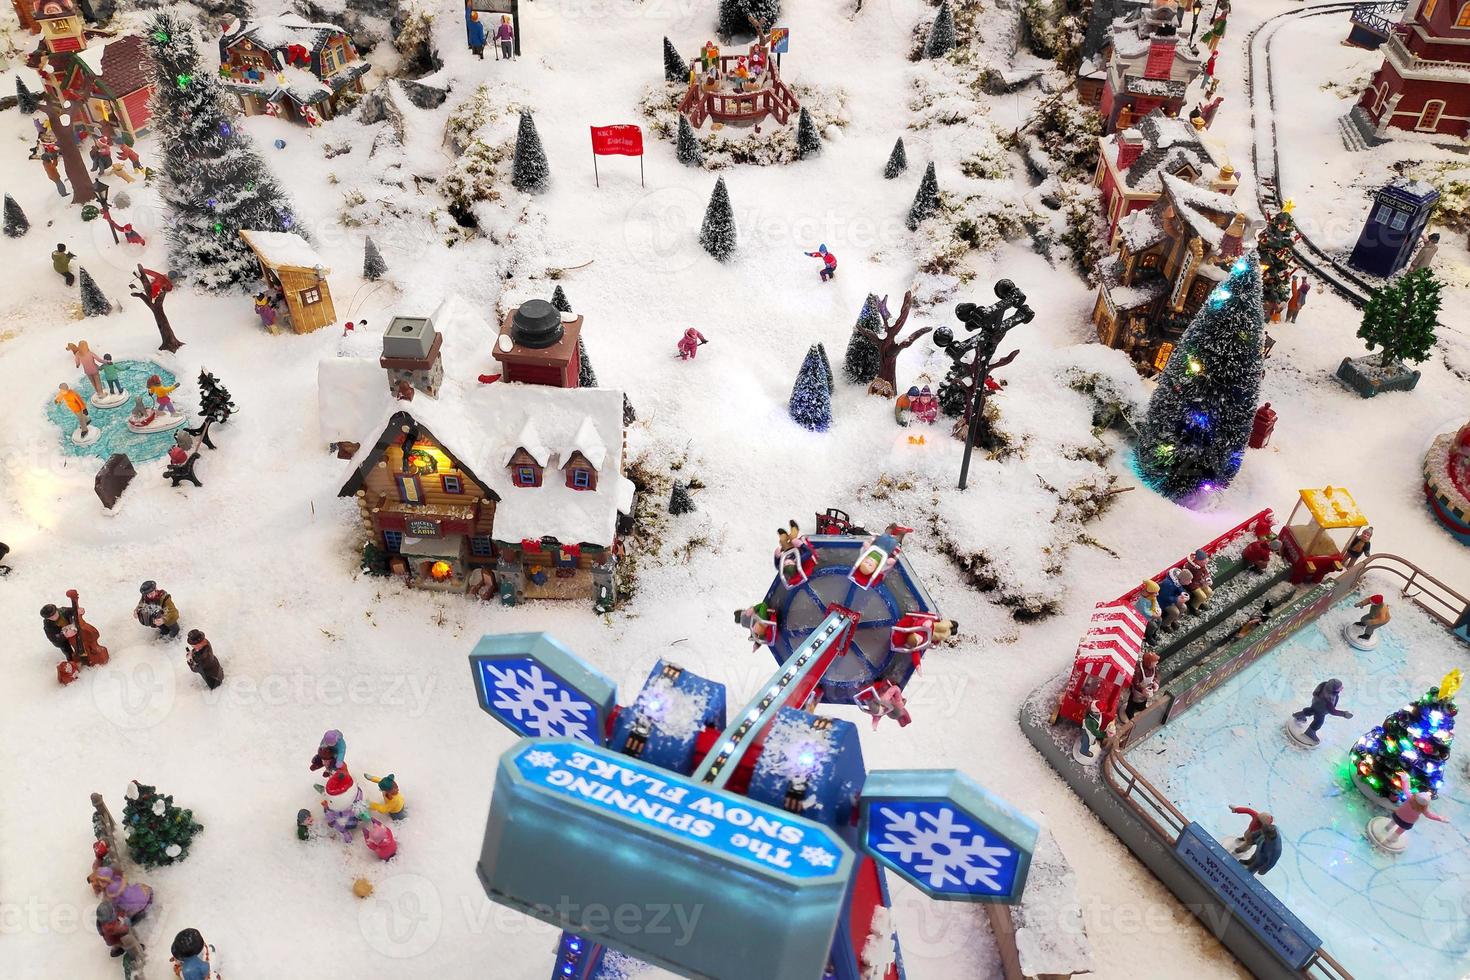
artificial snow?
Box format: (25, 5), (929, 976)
(239, 229), (328, 271)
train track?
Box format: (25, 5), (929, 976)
(1245, 1), (1393, 308)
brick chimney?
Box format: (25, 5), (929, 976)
(1145, 38), (1177, 80)
(1116, 129), (1145, 171)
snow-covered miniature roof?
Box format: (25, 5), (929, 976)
(239, 230), (328, 272)
(317, 357), (388, 444)
(1117, 208), (1164, 251)
(71, 35), (151, 96)
(1118, 111), (1226, 191)
(562, 416), (608, 471)
(1162, 174), (1239, 250)
(506, 417), (550, 467)
(227, 13), (346, 55)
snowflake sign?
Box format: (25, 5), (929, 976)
(858, 770), (1039, 902)
(469, 633), (618, 746)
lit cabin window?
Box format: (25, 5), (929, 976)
(395, 474), (423, 504)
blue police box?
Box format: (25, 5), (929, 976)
(1348, 177), (1439, 278)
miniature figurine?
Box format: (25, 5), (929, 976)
(310, 729), (347, 774)
(88, 843), (153, 920)
(1183, 550), (1213, 611)
(1344, 526), (1372, 567)
(68, 341), (105, 396)
(40, 146), (66, 197)
(1134, 579), (1162, 643)
(775, 520), (816, 587)
(1123, 651), (1160, 721)
(99, 354), (124, 396)
(184, 630), (223, 690)
(129, 396), (154, 427)
(895, 386), (916, 426)
(495, 15), (515, 60)
(135, 581), (181, 640)
(910, 386), (939, 425)
(855, 679), (912, 730)
(735, 602), (778, 649)
(890, 612), (957, 670)
(1242, 534), (1280, 573)
(0, 541), (10, 576)
(96, 900), (143, 960)
(1348, 593), (1390, 648)
(677, 327), (708, 360)
(43, 590), (109, 681)
(296, 808), (313, 840)
(116, 136), (144, 174)
(170, 927), (218, 980)
(804, 244), (838, 282)
(53, 242), (76, 286)
(1157, 567), (1193, 631)
(466, 9), (486, 58)
(363, 818), (398, 860)
(1238, 820), (1281, 876)
(850, 524), (910, 589)
(56, 382), (97, 444)
(319, 766), (363, 842)
(363, 772), (406, 821)
(1288, 678), (1353, 746)
(1073, 698), (1111, 764)
(1285, 275), (1311, 323)
(147, 374), (180, 415)
(1409, 231), (1440, 272)
(1368, 791), (1451, 853)
(1227, 805), (1271, 854)
(253, 291), (277, 330)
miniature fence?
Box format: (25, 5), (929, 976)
(1355, 552), (1469, 628)
(679, 55), (799, 128)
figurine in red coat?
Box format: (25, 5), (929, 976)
(677, 328), (708, 360)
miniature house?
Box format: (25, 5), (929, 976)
(239, 230), (336, 334)
(217, 14), (368, 125)
(12, 0), (40, 33)
(1092, 173), (1248, 369)
(494, 300), (584, 388)
(1350, 0), (1470, 142)
(1091, 3), (1204, 133)
(1348, 178), (1439, 278)
(381, 315), (444, 400)
(25, 0), (156, 140)
(1093, 109), (1238, 244)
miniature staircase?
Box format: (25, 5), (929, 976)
(1337, 113), (1370, 153)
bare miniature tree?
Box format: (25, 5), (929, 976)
(129, 264), (185, 352)
(852, 290), (932, 395)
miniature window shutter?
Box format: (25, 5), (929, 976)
(396, 474), (423, 504)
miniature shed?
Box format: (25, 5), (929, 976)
(239, 230), (336, 334)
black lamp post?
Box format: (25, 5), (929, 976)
(1189, 0), (1204, 44)
(92, 177), (119, 244)
(933, 280), (1033, 491)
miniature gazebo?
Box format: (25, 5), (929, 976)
(1279, 485), (1370, 585)
(679, 28), (799, 129)
(239, 229), (336, 334)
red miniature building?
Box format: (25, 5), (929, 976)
(26, 1), (156, 140)
(1055, 602), (1146, 726)
(1093, 109), (1238, 244)
(1095, 2), (1205, 134)
(1354, 0), (1470, 140)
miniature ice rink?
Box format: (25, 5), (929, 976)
(1131, 591), (1470, 980)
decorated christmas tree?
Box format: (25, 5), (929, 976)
(15, 76), (39, 115)
(79, 268), (112, 317)
(144, 11), (301, 291)
(122, 780), (203, 868)
(363, 237), (387, 281)
(1358, 267), (1442, 369)
(699, 177), (737, 261)
(1136, 257), (1265, 500)
(1256, 205), (1297, 320)
(907, 162), (940, 230)
(550, 283), (572, 312)
(718, 0), (780, 39)
(198, 369), (236, 422)
(669, 480), (696, 515)
(924, 0), (957, 58)
(789, 345), (832, 431)
(1351, 670), (1459, 802)
(5, 194), (30, 238)
(843, 294), (884, 383)
(512, 111), (550, 193)
(577, 339), (598, 388)
(796, 108), (820, 159)
(676, 115), (704, 168)
(883, 138), (908, 179)
(663, 37), (688, 82)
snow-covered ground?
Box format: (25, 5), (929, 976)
(1, 0), (1468, 978)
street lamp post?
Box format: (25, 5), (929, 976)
(93, 177), (118, 244)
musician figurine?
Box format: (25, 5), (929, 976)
(42, 589), (110, 684)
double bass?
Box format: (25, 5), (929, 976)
(59, 588), (109, 683)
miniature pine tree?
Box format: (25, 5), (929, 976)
(669, 480), (696, 515)
(924, 0), (957, 59)
(676, 114), (704, 168)
(122, 780), (203, 869)
(843, 294), (884, 384)
(550, 284), (572, 312)
(3, 194), (29, 238)
(663, 37), (688, 82)
(577, 338), (599, 388)
(789, 345), (833, 432)
(936, 365), (970, 418)
(718, 0), (782, 39)
(79, 268), (112, 316)
(1136, 257), (1265, 500)
(815, 341), (835, 394)
(512, 111), (551, 194)
(1256, 208), (1296, 319)
(144, 12), (302, 291)
(883, 137), (908, 179)
(1351, 672), (1458, 803)
(699, 177), (737, 261)
(623, 393), (637, 425)
(198, 369), (237, 422)
(1357, 267), (1442, 368)
(907, 162), (940, 230)
(363, 236), (387, 281)
(796, 108), (820, 159)
(15, 76), (40, 115)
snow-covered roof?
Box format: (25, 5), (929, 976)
(562, 416), (609, 471)
(1162, 174), (1239, 250)
(506, 417), (550, 467)
(1117, 208), (1164, 251)
(69, 35), (151, 96)
(1117, 111), (1226, 192)
(317, 357), (387, 444)
(228, 14), (346, 55)
(239, 230), (328, 272)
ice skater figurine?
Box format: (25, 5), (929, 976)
(54, 383), (91, 438)
(1381, 792), (1451, 847)
(677, 327), (708, 360)
(1291, 678), (1353, 745)
(804, 244), (838, 281)
(129, 396), (155, 427)
(100, 355), (123, 395)
(364, 772), (406, 821)
(68, 341), (105, 395)
(1352, 594), (1390, 641)
(310, 729), (347, 774)
(134, 581), (180, 639)
(170, 927), (218, 980)
(1228, 805), (1272, 854)
(1344, 526), (1372, 567)
(147, 374), (179, 414)
(1239, 821), (1281, 877)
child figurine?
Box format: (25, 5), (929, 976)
(895, 386), (916, 426)
(147, 374), (179, 414)
(184, 629), (223, 690)
(850, 524), (910, 590)
(910, 386), (939, 425)
(253, 291), (277, 330)
(95, 901), (143, 960)
(135, 580), (180, 639)
(99, 354), (124, 396)
(364, 772), (407, 821)
(677, 327), (708, 360)
(310, 729), (347, 774)
(170, 927), (218, 980)
(495, 15), (515, 60)
(889, 612), (958, 671)
(1183, 550), (1213, 611)
(855, 679), (911, 730)
(1288, 678), (1353, 746)
(803, 244), (838, 282)
(774, 520), (816, 586)
(88, 844), (154, 921)
(296, 808), (314, 841)
(55, 383), (94, 443)
(735, 602), (778, 650)
(363, 818), (398, 860)
(1134, 579), (1161, 644)
(129, 395), (156, 428)
(68, 341), (105, 395)
(1368, 791), (1451, 853)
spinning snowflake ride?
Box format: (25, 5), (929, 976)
(469, 620), (1037, 980)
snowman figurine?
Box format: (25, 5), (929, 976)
(318, 767), (363, 843)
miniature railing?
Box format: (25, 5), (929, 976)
(1353, 552), (1469, 628)
(679, 53), (796, 127)
(1349, 0), (1405, 36)
(1099, 728), (1188, 843)
(1301, 948), (1355, 980)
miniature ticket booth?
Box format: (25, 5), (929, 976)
(1280, 485), (1369, 585)
(1054, 602), (1146, 725)
(493, 300), (583, 388)
(239, 229), (336, 334)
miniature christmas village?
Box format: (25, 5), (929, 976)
(3, 0), (1470, 977)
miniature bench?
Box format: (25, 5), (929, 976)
(163, 451), (202, 487)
